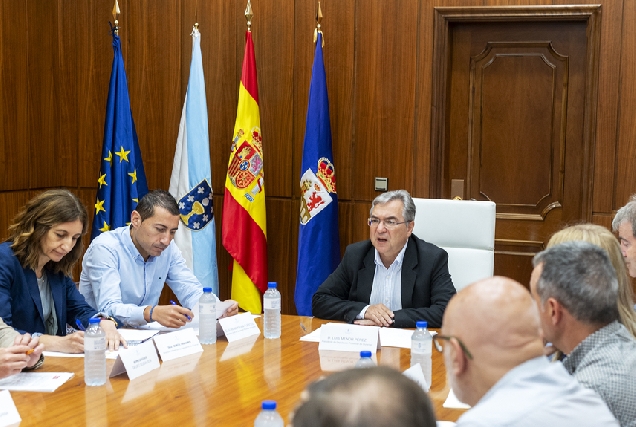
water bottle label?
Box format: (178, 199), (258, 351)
(263, 299), (280, 310)
(85, 336), (106, 351)
(200, 304), (216, 315)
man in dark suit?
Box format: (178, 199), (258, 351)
(312, 190), (455, 328)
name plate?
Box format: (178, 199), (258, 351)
(218, 312), (261, 343)
(110, 340), (160, 380)
(153, 328), (203, 362)
(0, 390), (20, 427)
(318, 323), (379, 353)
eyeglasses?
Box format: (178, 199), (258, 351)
(367, 218), (410, 229)
(433, 334), (473, 360)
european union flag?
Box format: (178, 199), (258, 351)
(91, 27), (148, 241)
(295, 32), (340, 316)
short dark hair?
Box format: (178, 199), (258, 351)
(533, 241), (619, 325)
(8, 189), (88, 275)
(292, 367), (436, 427)
(135, 190), (179, 221)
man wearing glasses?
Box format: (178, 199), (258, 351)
(312, 190), (455, 328)
(440, 276), (618, 427)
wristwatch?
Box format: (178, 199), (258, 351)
(24, 353), (44, 371)
(93, 313), (120, 328)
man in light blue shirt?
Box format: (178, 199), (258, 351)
(80, 190), (238, 328)
(440, 276), (618, 427)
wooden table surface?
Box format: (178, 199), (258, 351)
(11, 315), (467, 426)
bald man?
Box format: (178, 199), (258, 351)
(440, 276), (617, 427)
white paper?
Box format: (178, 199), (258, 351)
(403, 363), (429, 392)
(152, 328), (203, 362)
(379, 328), (437, 348)
(110, 340), (160, 380)
(437, 422), (456, 427)
(0, 372), (74, 392)
(118, 328), (159, 345)
(0, 390), (21, 426)
(44, 350), (123, 360)
(318, 323), (379, 353)
(218, 312), (261, 343)
(299, 326), (322, 342)
(443, 389), (471, 409)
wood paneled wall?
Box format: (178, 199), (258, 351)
(1, 0), (635, 313)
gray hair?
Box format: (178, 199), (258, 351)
(291, 366), (436, 427)
(533, 241), (619, 325)
(612, 194), (636, 236)
(370, 190), (416, 222)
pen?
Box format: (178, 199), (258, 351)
(75, 318), (86, 331)
(170, 300), (192, 321)
(25, 349), (34, 355)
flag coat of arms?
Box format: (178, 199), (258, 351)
(295, 32), (340, 316)
(91, 26), (148, 241)
(169, 26), (219, 295)
(222, 30), (267, 314)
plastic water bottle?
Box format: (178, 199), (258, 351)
(411, 320), (433, 387)
(355, 350), (376, 368)
(84, 318), (106, 386)
(199, 287), (217, 345)
(263, 282), (281, 339)
(254, 400), (283, 427)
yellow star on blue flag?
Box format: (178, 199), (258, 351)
(91, 27), (148, 241)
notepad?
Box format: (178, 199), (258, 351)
(0, 372), (74, 392)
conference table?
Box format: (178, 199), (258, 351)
(11, 315), (467, 426)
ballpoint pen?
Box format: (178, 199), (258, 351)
(75, 318), (86, 331)
(170, 300), (192, 321)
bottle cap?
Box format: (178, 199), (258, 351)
(416, 321), (428, 329)
(267, 282), (278, 289)
(360, 350), (372, 358)
(261, 400), (277, 410)
(89, 318), (101, 325)
(202, 287), (212, 293)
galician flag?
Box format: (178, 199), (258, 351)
(91, 25), (148, 241)
(169, 26), (219, 295)
(295, 32), (340, 316)
(222, 30), (267, 314)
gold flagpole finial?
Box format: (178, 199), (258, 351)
(112, 0), (121, 35)
(191, 22), (200, 37)
(245, 1), (253, 32)
(314, 2), (324, 46)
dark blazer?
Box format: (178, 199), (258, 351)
(0, 242), (97, 335)
(312, 234), (456, 328)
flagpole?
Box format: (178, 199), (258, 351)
(245, 0), (253, 32)
(314, 2), (324, 46)
(112, 0), (120, 35)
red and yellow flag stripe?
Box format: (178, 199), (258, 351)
(222, 31), (267, 314)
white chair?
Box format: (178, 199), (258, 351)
(412, 198), (496, 291)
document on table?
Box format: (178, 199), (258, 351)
(139, 299), (236, 331)
(300, 326), (438, 348)
(43, 350), (120, 360)
(0, 372), (74, 392)
(443, 388), (471, 409)
(299, 325), (322, 342)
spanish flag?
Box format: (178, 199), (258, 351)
(222, 30), (267, 314)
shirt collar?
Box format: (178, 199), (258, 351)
(374, 238), (409, 270)
(122, 225), (150, 263)
(563, 321), (621, 373)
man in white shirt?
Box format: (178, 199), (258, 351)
(440, 276), (618, 427)
(80, 190), (238, 328)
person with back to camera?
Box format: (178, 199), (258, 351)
(291, 366), (437, 427)
(0, 189), (125, 353)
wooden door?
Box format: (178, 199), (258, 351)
(431, 7), (601, 288)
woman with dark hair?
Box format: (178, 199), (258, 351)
(0, 189), (124, 353)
